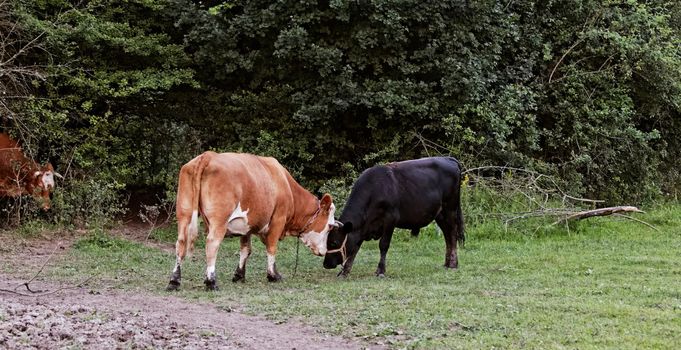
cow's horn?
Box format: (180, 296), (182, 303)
(53, 172), (64, 179)
(333, 220), (343, 228)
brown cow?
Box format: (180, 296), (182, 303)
(167, 151), (338, 291)
(0, 133), (60, 210)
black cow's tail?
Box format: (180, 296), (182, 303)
(454, 192), (465, 247)
(452, 157), (465, 247)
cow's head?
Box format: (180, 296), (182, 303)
(323, 221), (360, 269)
(31, 163), (60, 210)
(298, 193), (338, 256)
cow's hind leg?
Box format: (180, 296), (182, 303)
(436, 211), (462, 269)
(167, 214), (195, 291)
(167, 256), (183, 291)
(204, 222), (227, 291)
(232, 235), (251, 283)
(375, 228), (394, 277)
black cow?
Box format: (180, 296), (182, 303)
(324, 156), (465, 277)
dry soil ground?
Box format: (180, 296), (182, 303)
(0, 230), (382, 350)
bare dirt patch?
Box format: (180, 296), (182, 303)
(0, 231), (385, 350)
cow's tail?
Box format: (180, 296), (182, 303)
(452, 157), (465, 247)
(188, 152), (212, 255)
(176, 152), (211, 258)
(454, 190), (465, 247)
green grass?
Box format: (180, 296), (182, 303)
(44, 205), (681, 349)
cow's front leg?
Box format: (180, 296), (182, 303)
(264, 227), (283, 282)
(204, 223), (226, 291)
(265, 245), (282, 282)
(375, 229), (394, 277)
(266, 252), (282, 282)
(232, 235), (251, 283)
(337, 253), (357, 278)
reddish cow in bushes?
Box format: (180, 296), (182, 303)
(0, 133), (60, 210)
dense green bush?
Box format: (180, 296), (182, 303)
(49, 178), (126, 228)
(2, 0), (679, 226)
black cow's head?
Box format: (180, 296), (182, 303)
(323, 221), (360, 269)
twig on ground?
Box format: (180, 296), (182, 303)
(612, 213), (660, 232)
(0, 241), (95, 297)
(1, 275), (95, 297)
(14, 242), (62, 293)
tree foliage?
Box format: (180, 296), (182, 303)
(2, 0), (680, 224)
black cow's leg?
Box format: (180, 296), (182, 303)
(337, 253), (358, 278)
(375, 229), (394, 277)
(337, 238), (365, 278)
(232, 235), (251, 283)
(436, 213), (458, 269)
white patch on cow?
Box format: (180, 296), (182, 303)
(267, 253), (276, 276)
(299, 203), (336, 256)
(206, 264), (215, 279)
(238, 245), (250, 269)
(41, 171), (55, 190)
(227, 202), (250, 235)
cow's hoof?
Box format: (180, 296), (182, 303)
(336, 270), (349, 278)
(267, 273), (282, 282)
(375, 267), (386, 277)
(232, 274), (245, 283)
(204, 279), (219, 291)
(232, 268), (246, 283)
(166, 281), (180, 291)
(444, 263), (459, 270)
(232, 275), (245, 283)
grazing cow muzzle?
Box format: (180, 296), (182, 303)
(323, 234), (348, 268)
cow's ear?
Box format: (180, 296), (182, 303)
(33, 171), (42, 178)
(320, 193), (333, 210)
(341, 221), (353, 233)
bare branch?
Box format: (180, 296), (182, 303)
(0, 275), (95, 297)
(549, 39), (583, 83)
(0, 0), (50, 120)
(551, 206), (644, 226)
(14, 243), (62, 293)
(612, 213), (660, 232)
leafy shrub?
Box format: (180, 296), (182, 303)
(49, 177), (126, 228)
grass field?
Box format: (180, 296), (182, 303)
(45, 205), (681, 349)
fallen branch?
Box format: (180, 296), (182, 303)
(0, 241), (93, 297)
(551, 206), (644, 226)
(612, 213), (660, 232)
(14, 243), (61, 293)
(0, 275), (95, 297)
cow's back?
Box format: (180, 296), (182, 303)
(0, 133), (32, 195)
(390, 156), (460, 192)
(0, 133), (17, 149)
(197, 152), (294, 231)
(342, 157), (461, 231)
